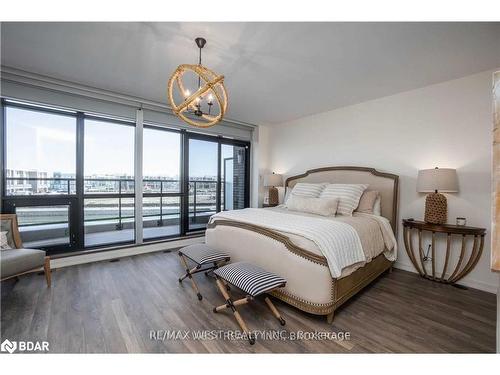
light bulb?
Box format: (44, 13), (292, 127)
(184, 89), (190, 97)
(207, 94), (214, 104)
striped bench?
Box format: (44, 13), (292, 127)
(213, 261), (287, 345)
(178, 244), (230, 301)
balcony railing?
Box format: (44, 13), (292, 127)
(5, 177), (221, 228)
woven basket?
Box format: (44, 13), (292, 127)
(424, 192), (447, 224)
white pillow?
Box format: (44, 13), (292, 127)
(1, 231), (12, 250)
(320, 184), (368, 216)
(286, 194), (338, 216)
(291, 182), (326, 198)
(373, 196), (381, 216)
(283, 187), (292, 205)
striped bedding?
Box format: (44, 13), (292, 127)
(290, 182), (326, 197)
(320, 184), (368, 216)
(209, 208), (396, 278)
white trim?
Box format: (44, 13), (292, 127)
(51, 236), (204, 269)
(394, 260), (499, 294)
(134, 108), (144, 244)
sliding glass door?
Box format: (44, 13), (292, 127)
(187, 136), (219, 231)
(221, 144), (248, 211)
(83, 117), (135, 247)
(143, 126), (182, 240)
(186, 133), (249, 232)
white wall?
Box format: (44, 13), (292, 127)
(251, 125), (271, 207)
(267, 69), (500, 293)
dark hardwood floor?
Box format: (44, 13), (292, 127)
(1, 251), (496, 353)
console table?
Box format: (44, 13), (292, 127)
(402, 219), (486, 285)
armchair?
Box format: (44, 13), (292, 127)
(0, 214), (51, 287)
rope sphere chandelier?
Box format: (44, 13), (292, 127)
(167, 37), (228, 128)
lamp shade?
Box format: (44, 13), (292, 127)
(417, 168), (458, 193)
(264, 173), (283, 187)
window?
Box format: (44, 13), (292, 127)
(143, 127), (181, 240)
(221, 144), (247, 211)
(3, 104), (77, 252)
(188, 137), (218, 231)
(5, 106), (76, 195)
(83, 118), (135, 247)
(186, 134), (250, 231)
(1, 100), (250, 254)
(84, 198), (135, 247)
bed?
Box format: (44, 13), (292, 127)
(206, 166), (399, 323)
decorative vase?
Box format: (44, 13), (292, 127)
(268, 187), (279, 206)
(424, 192), (447, 224)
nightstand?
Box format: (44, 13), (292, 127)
(402, 219), (486, 286)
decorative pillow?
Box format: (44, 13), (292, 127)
(286, 194), (338, 216)
(355, 190), (380, 214)
(320, 184), (368, 216)
(290, 182), (326, 198)
(282, 187), (292, 205)
(373, 196), (381, 216)
(1, 231), (13, 250)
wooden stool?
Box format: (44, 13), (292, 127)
(178, 244), (230, 301)
(213, 261), (287, 345)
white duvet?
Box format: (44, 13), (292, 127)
(210, 208), (397, 278)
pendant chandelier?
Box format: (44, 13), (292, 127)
(167, 37), (228, 128)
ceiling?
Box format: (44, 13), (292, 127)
(1, 22), (500, 125)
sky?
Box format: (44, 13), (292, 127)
(5, 106), (232, 178)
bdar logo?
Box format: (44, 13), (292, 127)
(1, 339), (17, 353)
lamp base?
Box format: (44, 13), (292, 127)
(424, 192), (447, 224)
(268, 187), (279, 206)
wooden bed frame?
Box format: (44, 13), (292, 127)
(208, 166), (399, 323)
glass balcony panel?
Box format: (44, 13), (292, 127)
(84, 179), (134, 194)
(188, 180), (217, 230)
(84, 198), (135, 247)
(143, 196), (181, 240)
(16, 205), (70, 247)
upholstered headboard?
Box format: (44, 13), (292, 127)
(285, 166), (399, 235)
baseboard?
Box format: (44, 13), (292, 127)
(393, 261), (499, 294)
(51, 236), (204, 269)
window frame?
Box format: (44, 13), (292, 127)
(0, 99), (251, 255)
(1, 99), (81, 252)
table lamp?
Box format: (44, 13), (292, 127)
(264, 173), (283, 206)
(417, 167), (458, 224)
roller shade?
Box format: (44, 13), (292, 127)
(0, 69), (254, 141)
